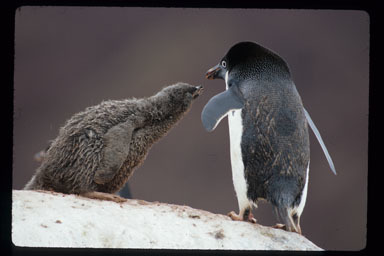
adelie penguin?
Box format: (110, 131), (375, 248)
(201, 41), (336, 234)
(25, 83), (203, 202)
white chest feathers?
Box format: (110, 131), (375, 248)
(225, 71), (251, 212)
(228, 109), (250, 212)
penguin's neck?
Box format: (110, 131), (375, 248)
(147, 93), (186, 120)
(136, 93), (188, 144)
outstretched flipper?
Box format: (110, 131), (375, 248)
(201, 87), (244, 132)
(94, 121), (136, 184)
(304, 108), (337, 175)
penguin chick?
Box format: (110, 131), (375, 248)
(32, 142), (133, 199)
(202, 41), (336, 234)
(25, 83), (203, 202)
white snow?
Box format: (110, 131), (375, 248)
(12, 190), (322, 250)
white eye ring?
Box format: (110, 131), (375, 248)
(221, 60), (227, 68)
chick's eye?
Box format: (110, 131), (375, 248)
(221, 60), (227, 68)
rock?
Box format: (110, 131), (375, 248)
(12, 190), (322, 250)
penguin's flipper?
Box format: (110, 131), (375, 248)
(94, 121), (135, 184)
(304, 108), (337, 175)
(201, 87), (244, 132)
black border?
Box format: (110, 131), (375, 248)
(4, 0), (380, 255)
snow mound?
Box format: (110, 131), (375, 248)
(12, 190), (321, 250)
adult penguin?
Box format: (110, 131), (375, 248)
(201, 41), (336, 234)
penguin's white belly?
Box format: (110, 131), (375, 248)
(225, 71), (251, 213)
(294, 162), (310, 217)
(228, 110), (251, 213)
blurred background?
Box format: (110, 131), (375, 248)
(13, 7), (368, 250)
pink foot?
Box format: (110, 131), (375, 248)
(228, 211), (257, 223)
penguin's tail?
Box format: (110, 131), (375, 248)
(275, 206), (301, 234)
(24, 169), (45, 190)
(24, 175), (38, 190)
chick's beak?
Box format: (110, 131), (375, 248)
(205, 64), (222, 80)
(192, 85), (204, 98)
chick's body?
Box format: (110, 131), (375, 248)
(25, 83), (203, 195)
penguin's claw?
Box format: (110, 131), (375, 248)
(248, 212), (257, 223)
(273, 223), (302, 235)
(228, 211), (242, 221)
(228, 211), (257, 223)
(273, 223), (286, 230)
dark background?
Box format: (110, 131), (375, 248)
(13, 7), (368, 250)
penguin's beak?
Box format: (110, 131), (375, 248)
(192, 85), (204, 99)
(205, 64), (224, 80)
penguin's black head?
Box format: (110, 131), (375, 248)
(201, 42), (292, 132)
(206, 41), (291, 81)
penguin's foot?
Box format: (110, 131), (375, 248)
(272, 223), (302, 235)
(245, 209), (257, 223)
(80, 191), (127, 203)
(273, 223), (286, 230)
(228, 211), (257, 223)
(228, 211), (242, 221)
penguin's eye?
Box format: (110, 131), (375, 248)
(221, 60), (227, 68)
